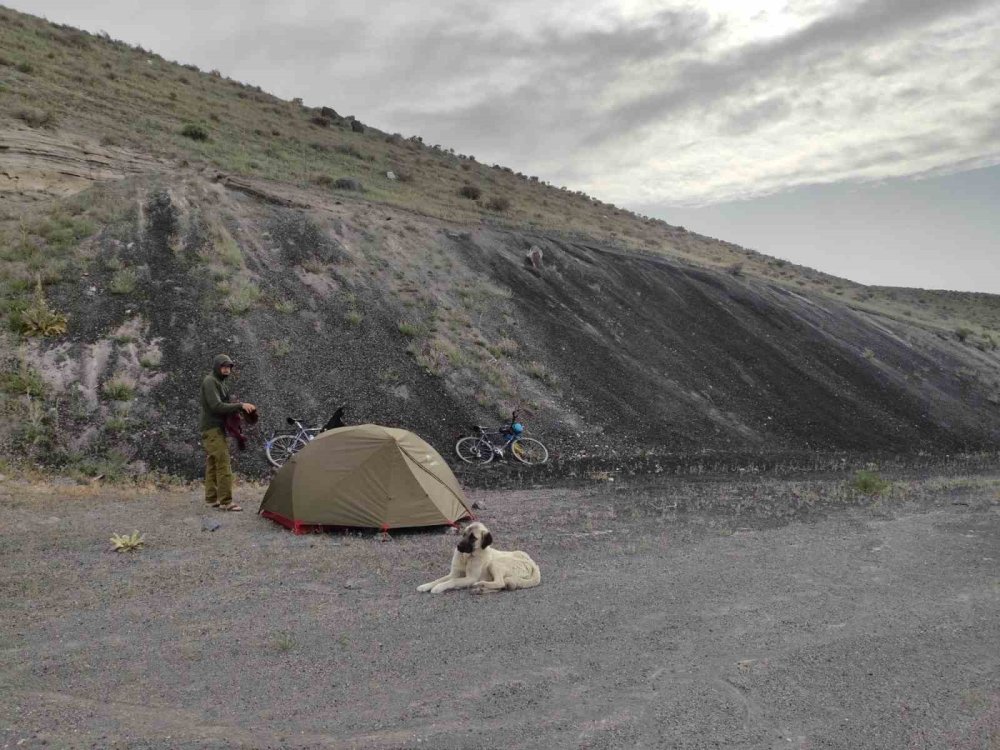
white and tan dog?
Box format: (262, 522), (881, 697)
(417, 522), (541, 594)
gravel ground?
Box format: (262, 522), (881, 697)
(1, 472), (999, 749)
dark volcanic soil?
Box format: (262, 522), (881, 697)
(18, 180), (1000, 480)
(2, 471), (998, 749)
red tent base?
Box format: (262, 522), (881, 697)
(259, 510), (473, 535)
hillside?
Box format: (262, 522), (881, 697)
(1, 6), (999, 479)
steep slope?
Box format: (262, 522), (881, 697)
(3, 170), (998, 479)
(1, 8), (999, 479)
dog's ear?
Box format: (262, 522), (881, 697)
(481, 531), (493, 549)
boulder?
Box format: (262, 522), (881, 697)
(351, 120), (365, 134)
(320, 106), (340, 120)
(525, 245), (543, 270)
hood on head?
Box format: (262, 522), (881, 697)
(213, 354), (235, 377)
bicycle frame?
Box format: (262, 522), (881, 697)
(276, 418), (321, 444)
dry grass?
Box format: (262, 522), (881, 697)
(1, 4), (997, 349)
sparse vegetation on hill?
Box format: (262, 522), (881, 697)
(1, 6), (999, 480)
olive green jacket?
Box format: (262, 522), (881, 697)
(200, 372), (242, 432)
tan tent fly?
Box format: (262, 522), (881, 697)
(259, 424), (473, 533)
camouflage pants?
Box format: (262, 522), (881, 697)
(202, 428), (233, 506)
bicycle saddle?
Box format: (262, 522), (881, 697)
(286, 416), (304, 425)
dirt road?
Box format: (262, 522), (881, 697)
(1, 472), (998, 749)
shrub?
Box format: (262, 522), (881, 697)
(397, 320), (423, 337)
(18, 279), (68, 337)
(486, 196), (511, 212)
(726, 262), (744, 276)
(850, 470), (890, 496)
(140, 351), (162, 368)
(488, 337), (519, 357)
(458, 185), (482, 200)
(103, 378), (136, 401)
(180, 123), (209, 141)
(213, 229), (242, 268)
(15, 61), (33, 74)
(1, 362), (46, 397)
(313, 174), (335, 188)
(333, 178), (363, 191)
(333, 144), (365, 159)
(109, 267), (138, 295)
(955, 326), (973, 342)
(527, 361), (556, 385)
(345, 309), (363, 326)
(273, 299), (296, 314)
(110, 531), (145, 552)
(224, 278), (261, 314)
(14, 107), (55, 129)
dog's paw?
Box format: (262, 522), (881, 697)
(416, 583), (433, 593)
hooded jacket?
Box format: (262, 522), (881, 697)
(200, 355), (243, 432)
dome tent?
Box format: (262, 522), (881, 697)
(259, 425), (473, 533)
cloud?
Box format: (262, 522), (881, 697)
(11, 0), (1000, 207)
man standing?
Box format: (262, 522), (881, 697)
(200, 354), (256, 511)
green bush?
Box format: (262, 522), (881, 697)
(109, 267), (138, 295)
(103, 378), (136, 402)
(1, 363), (46, 397)
(397, 320), (423, 337)
(333, 178), (363, 191)
(18, 279), (68, 337)
(224, 278), (261, 314)
(486, 196), (511, 212)
(458, 185), (482, 200)
(180, 123), (209, 141)
(850, 470), (890, 496)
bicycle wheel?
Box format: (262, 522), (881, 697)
(455, 436), (494, 465)
(266, 434), (307, 469)
(511, 437), (548, 465)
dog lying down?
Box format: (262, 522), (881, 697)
(417, 522), (541, 594)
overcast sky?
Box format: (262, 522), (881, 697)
(10, 0), (1000, 292)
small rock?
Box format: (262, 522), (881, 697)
(344, 581), (361, 590)
(386, 171), (397, 181)
(201, 518), (221, 532)
(472, 501), (486, 510)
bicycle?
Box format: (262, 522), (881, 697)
(454, 410), (548, 466)
(264, 407), (346, 469)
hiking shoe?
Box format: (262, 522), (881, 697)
(216, 503), (243, 512)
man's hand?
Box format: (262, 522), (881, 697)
(241, 403), (257, 414)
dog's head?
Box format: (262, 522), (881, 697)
(457, 521), (493, 554)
